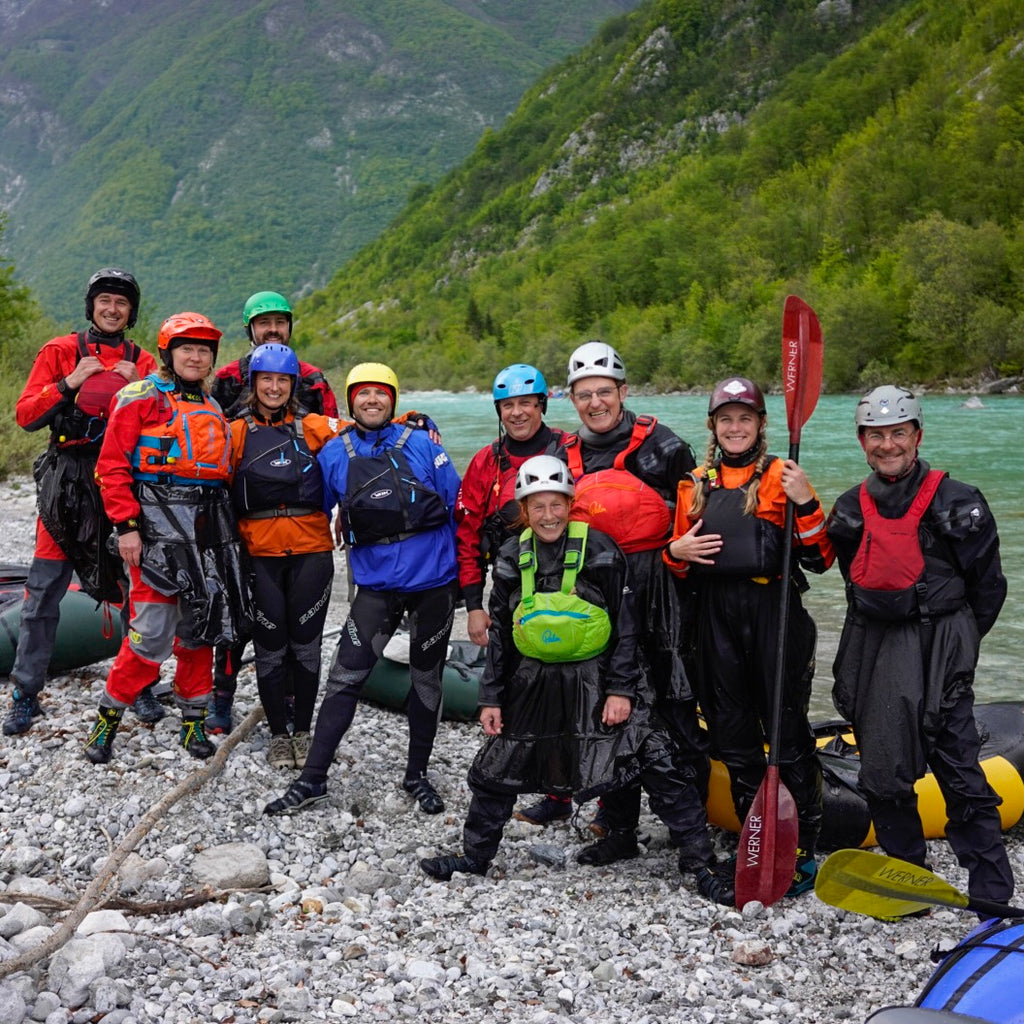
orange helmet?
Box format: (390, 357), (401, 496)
(157, 312), (222, 367)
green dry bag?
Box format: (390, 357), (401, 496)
(512, 522), (612, 663)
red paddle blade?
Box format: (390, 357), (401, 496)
(735, 768), (800, 909)
(782, 295), (823, 441)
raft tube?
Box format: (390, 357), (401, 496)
(866, 919), (1024, 1023)
(360, 638), (485, 723)
(0, 565), (124, 677)
(705, 702), (1024, 850)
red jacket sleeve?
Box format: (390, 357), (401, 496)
(15, 335), (79, 431)
(95, 381), (164, 525)
(455, 446), (499, 608)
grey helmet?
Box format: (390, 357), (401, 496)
(855, 386), (922, 431)
(515, 455), (575, 500)
(567, 341), (626, 387)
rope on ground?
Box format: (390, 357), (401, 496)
(0, 702), (265, 980)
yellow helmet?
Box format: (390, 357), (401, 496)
(345, 362), (399, 415)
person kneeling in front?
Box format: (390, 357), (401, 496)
(419, 456), (734, 905)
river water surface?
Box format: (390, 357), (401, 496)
(406, 389), (1024, 716)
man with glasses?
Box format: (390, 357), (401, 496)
(547, 342), (721, 893)
(827, 384), (1013, 907)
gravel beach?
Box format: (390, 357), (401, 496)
(0, 474), (1021, 1024)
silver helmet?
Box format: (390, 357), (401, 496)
(855, 386), (922, 430)
(515, 455), (574, 500)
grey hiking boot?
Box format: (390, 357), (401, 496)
(180, 710), (216, 760)
(3, 688), (43, 736)
(267, 733), (295, 769)
(84, 706), (124, 764)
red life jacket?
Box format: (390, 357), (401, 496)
(131, 378), (232, 484)
(564, 415), (672, 553)
(849, 469), (966, 620)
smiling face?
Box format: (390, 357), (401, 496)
(254, 371), (294, 416)
(569, 376), (626, 434)
(860, 423), (922, 479)
(498, 395), (544, 442)
(170, 342), (215, 382)
(351, 384), (394, 430)
(712, 403), (764, 456)
(524, 492), (571, 544)
(250, 312), (291, 346)
(91, 291), (133, 334)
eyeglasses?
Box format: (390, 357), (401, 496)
(571, 386), (619, 403)
(863, 428), (915, 444)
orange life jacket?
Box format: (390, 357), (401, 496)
(131, 377), (231, 484)
(564, 415), (672, 553)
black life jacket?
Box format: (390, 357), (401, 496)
(849, 469), (967, 621)
(339, 425), (449, 546)
(53, 332), (144, 449)
(231, 412), (324, 519)
(480, 431), (565, 559)
(688, 458), (785, 577)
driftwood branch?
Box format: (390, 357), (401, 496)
(0, 703), (264, 979)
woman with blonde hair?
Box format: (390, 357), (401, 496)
(663, 377), (833, 896)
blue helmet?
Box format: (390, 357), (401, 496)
(492, 363), (548, 413)
(248, 343), (300, 388)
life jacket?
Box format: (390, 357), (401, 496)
(231, 411), (324, 519)
(338, 424), (449, 546)
(131, 376), (232, 485)
(512, 522), (612, 663)
(849, 469), (967, 621)
(480, 432), (565, 559)
(54, 332), (144, 449)
(564, 415), (671, 553)
(688, 458), (786, 577)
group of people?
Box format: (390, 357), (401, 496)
(2, 266), (1013, 912)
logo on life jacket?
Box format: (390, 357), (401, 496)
(512, 522), (612, 663)
(270, 454), (292, 468)
(370, 488), (393, 500)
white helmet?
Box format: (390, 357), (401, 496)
(567, 341), (626, 387)
(515, 455), (575, 500)
(855, 385), (922, 431)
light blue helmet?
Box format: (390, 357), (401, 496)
(248, 343), (300, 388)
(493, 363), (548, 413)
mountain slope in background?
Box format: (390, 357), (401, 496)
(295, 0), (1024, 391)
(0, 0), (639, 329)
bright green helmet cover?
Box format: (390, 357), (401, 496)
(512, 522), (612, 663)
(243, 290), (292, 327)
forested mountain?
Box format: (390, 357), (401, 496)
(294, 0), (1024, 392)
(0, 0), (640, 330)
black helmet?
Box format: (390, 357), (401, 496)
(85, 267), (140, 329)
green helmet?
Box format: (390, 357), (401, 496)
(243, 291), (293, 340)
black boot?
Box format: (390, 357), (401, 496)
(132, 684), (166, 724)
(85, 706), (123, 764)
(577, 829), (639, 866)
(180, 709), (217, 759)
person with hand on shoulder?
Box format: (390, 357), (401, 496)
(664, 377), (833, 897)
(263, 363), (461, 818)
(3, 267), (163, 737)
(87, 312), (250, 764)
(420, 456), (733, 906)
(827, 385), (1013, 907)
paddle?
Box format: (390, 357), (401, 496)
(815, 848), (1024, 921)
(735, 295), (823, 909)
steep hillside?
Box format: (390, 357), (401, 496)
(0, 0), (640, 330)
(296, 0), (1024, 391)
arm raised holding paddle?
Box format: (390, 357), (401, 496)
(664, 296), (832, 909)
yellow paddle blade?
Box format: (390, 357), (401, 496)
(815, 849), (969, 920)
